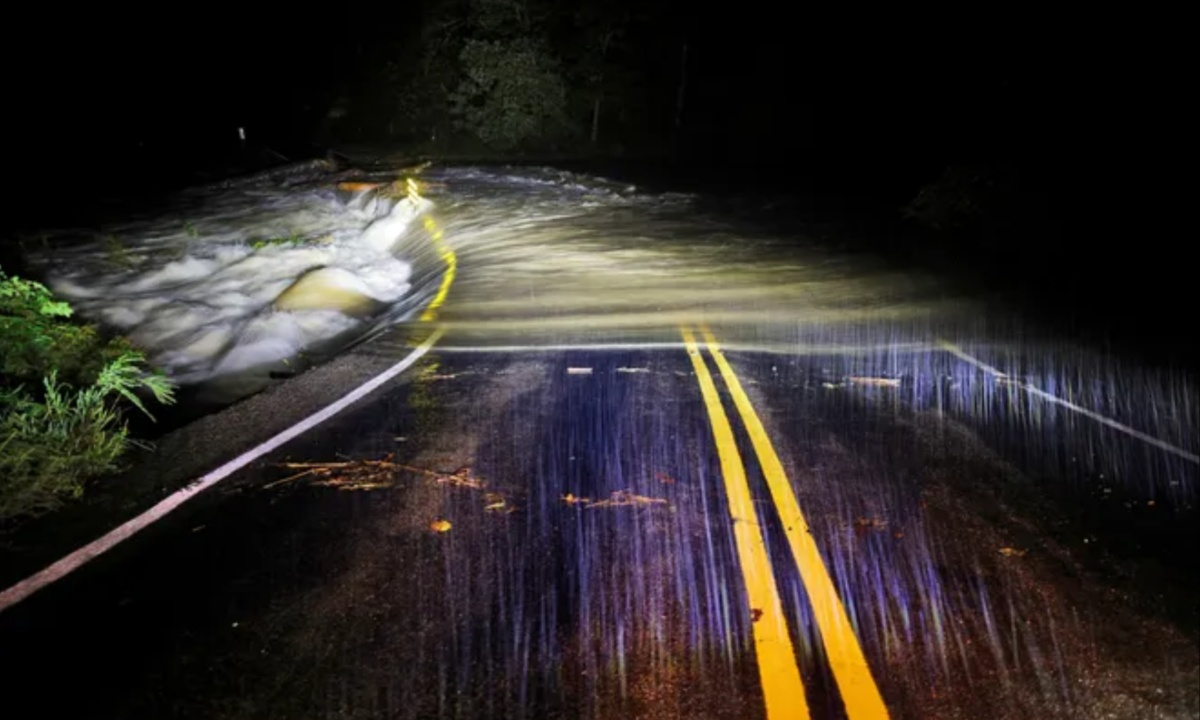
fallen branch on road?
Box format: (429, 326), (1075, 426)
(263, 456), (487, 493)
(563, 490), (670, 509)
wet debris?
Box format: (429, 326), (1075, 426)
(854, 516), (889, 534)
(264, 456), (487, 493)
(562, 490), (670, 509)
(483, 493), (509, 513)
(335, 178), (427, 199)
(396, 161), (433, 175)
(589, 490), (670, 508)
(436, 466), (485, 489)
(821, 376), (901, 389)
(415, 364), (475, 382)
(314, 477), (392, 491)
(336, 181), (382, 193)
(848, 376), (901, 388)
(422, 371), (471, 381)
(265, 457), (517, 527)
(263, 457), (398, 491)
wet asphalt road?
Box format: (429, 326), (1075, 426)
(0, 324), (1196, 720)
(1, 165), (1197, 719)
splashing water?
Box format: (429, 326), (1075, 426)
(29, 163), (959, 391)
(27, 163), (1197, 497)
(31, 171), (436, 389)
(7, 163), (1198, 718)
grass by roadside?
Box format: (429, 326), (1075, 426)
(1, 267), (175, 525)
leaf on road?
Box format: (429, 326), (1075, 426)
(484, 492), (509, 512)
(854, 517), (888, 536)
(430, 519), (452, 533)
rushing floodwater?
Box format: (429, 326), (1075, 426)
(28, 162), (1196, 497)
(32, 168), (437, 390)
(9, 161), (1197, 718)
(30, 163), (956, 386)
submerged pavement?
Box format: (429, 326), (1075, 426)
(0, 165), (1195, 719)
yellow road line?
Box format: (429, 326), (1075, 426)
(681, 327), (810, 720)
(418, 211), (457, 323)
(699, 327), (889, 720)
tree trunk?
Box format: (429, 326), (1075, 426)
(674, 42), (688, 129)
(591, 32), (613, 147)
(591, 95), (602, 145)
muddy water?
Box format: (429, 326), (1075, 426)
(26, 161), (1197, 523)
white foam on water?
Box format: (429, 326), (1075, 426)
(39, 185), (431, 384)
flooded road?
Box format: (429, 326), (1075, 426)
(0, 164), (1196, 719)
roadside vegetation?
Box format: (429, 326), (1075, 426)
(901, 163), (1059, 263)
(249, 230), (307, 250)
(0, 267), (175, 523)
(322, 0), (668, 158)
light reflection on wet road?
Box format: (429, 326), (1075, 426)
(1, 333), (1195, 719)
(0, 166), (1196, 719)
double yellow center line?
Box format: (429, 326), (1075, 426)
(405, 176), (457, 325)
(681, 327), (889, 720)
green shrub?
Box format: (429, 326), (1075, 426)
(904, 165), (995, 230)
(1, 267), (175, 522)
(449, 38), (572, 150)
(250, 230), (305, 250)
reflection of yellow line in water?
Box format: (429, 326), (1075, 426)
(406, 183), (457, 323)
(420, 228), (457, 322)
(681, 326), (810, 720)
(699, 326), (890, 720)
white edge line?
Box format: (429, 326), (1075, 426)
(0, 327), (445, 614)
(939, 339), (1199, 464)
